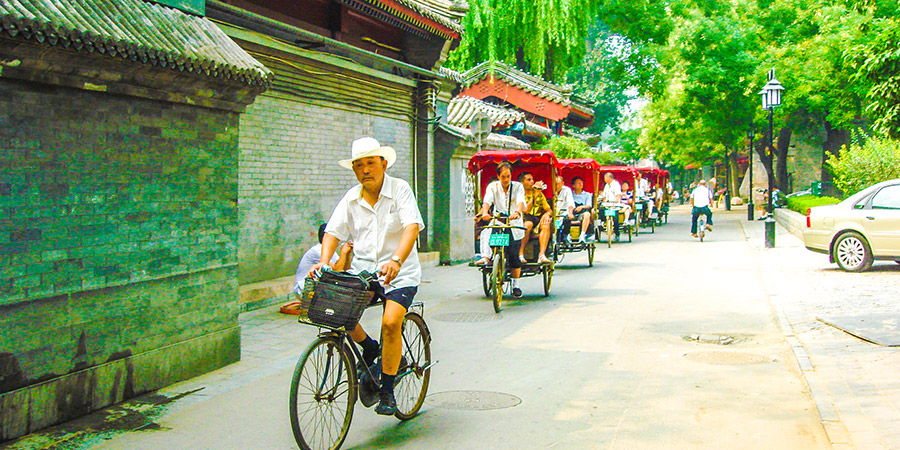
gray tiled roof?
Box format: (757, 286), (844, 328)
(447, 96), (524, 128)
(462, 60), (573, 106)
(523, 120), (551, 137)
(0, 0), (272, 86)
(438, 123), (530, 150)
(436, 66), (464, 84)
(396, 0), (466, 34)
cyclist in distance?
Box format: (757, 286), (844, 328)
(690, 179), (714, 237)
(308, 137), (424, 416)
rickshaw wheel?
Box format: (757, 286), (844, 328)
(491, 252), (503, 313)
(651, 217), (656, 233)
(481, 270), (491, 297)
(627, 225), (633, 242)
(542, 266), (552, 296)
(588, 245), (595, 267)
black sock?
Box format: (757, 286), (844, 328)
(359, 337), (379, 366)
(380, 373), (396, 393)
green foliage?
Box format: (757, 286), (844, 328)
(847, 17), (900, 137)
(826, 134), (900, 196)
(786, 194), (841, 214)
(536, 136), (619, 165)
(446, 0), (603, 81)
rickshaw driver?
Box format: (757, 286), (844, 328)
(554, 175), (576, 243)
(571, 177), (594, 243)
(600, 172), (623, 240)
(308, 137), (425, 416)
(475, 161), (527, 298)
(518, 172), (553, 264)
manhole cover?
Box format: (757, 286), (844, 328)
(433, 312), (502, 323)
(426, 390), (521, 410)
(684, 351), (772, 365)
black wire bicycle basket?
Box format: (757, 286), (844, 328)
(298, 271), (377, 330)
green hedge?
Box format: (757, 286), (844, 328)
(786, 195), (841, 214)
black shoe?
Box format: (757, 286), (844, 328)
(512, 287), (522, 298)
(375, 390), (397, 416)
(358, 361), (381, 408)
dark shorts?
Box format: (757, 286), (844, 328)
(523, 213), (541, 225)
(384, 286), (417, 310)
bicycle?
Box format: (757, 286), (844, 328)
(697, 213), (707, 242)
(599, 202), (625, 248)
(481, 216), (528, 313)
(289, 270), (433, 450)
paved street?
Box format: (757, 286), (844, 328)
(743, 211), (900, 449)
(8, 206), (900, 449)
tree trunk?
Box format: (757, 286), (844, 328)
(775, 127), (792, 193)
(753, 140), (772, 188)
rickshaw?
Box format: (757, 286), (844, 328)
(598, 165), (638, 245)
(468, 150), (558, 313)
(556, 158), (599, 266)
(633, 167), (658, 234)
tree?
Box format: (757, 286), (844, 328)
(446, 0), (604, 81)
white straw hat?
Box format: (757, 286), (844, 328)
(339, 137), (396, 169)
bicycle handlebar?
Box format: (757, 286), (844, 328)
(482, 224), (527, 230)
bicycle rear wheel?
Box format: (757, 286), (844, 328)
(394, 313), (432, 420)
(290, 337), (356, 450)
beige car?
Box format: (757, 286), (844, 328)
(802, 179), (900, 272)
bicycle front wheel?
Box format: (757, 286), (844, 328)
(290, 337), (356, 450)
(491, 251), (504, 313)
(394, 313), (432, 420)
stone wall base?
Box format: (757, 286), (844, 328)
(0, 327), (240, 442)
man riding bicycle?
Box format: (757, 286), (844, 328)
(308, 137), (424, 416)
(474, 161), (526, 298)
(600, 172), (623, 240)
(690, 179), (714, 237)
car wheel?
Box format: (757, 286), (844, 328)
(832, 231), (874, 272)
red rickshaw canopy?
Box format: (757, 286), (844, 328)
(467, 149), (559, 174)
(558, 158), (602, 195)
(468, 149), (559, 200)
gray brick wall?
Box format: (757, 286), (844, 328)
(238, 94), (414, 284)
(0, 78), (241, 395)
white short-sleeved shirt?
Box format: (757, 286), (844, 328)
(483, 180), (526, 241)
(691, 185), (713, 208)
(601, 180), (622, 203)
(555, 186), (575, 215)
(326, 174), (425, 292)
(638, 178), (650, 198)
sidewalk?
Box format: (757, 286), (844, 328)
(740, 209), (900, 449)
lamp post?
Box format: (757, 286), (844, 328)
(758, 70), (784, 249)
(747, 128), (755, 220)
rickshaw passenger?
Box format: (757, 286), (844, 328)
(474, 161), (526, 298)
(554, 175), (576, 243)
(621, 181), (635, 226)
(600, 172), (623, 240)
(518, 172), (552, 264)
(571, 177), (594, 243)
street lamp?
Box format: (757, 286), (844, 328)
(758, 72), (784, 249)
(747, 127), (755, 220)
